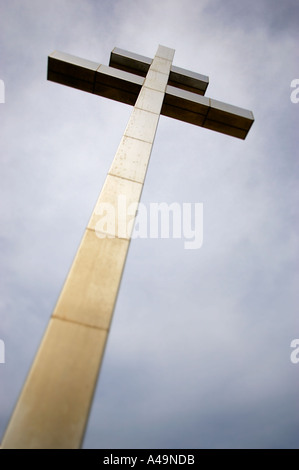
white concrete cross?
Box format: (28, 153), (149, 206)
(2, 46), (254, 449)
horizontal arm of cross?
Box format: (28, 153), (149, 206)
(47, 50), (254, 140)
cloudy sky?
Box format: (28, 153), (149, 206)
(0, 0), (298, 449)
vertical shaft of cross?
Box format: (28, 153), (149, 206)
(1, 45), (175, 449)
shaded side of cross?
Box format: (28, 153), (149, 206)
(2, 46), (254, 450)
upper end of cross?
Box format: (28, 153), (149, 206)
(156, 45), (175, 62)
(47, 45), (254, 139)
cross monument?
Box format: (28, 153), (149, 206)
(1, 45), (254, 449)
